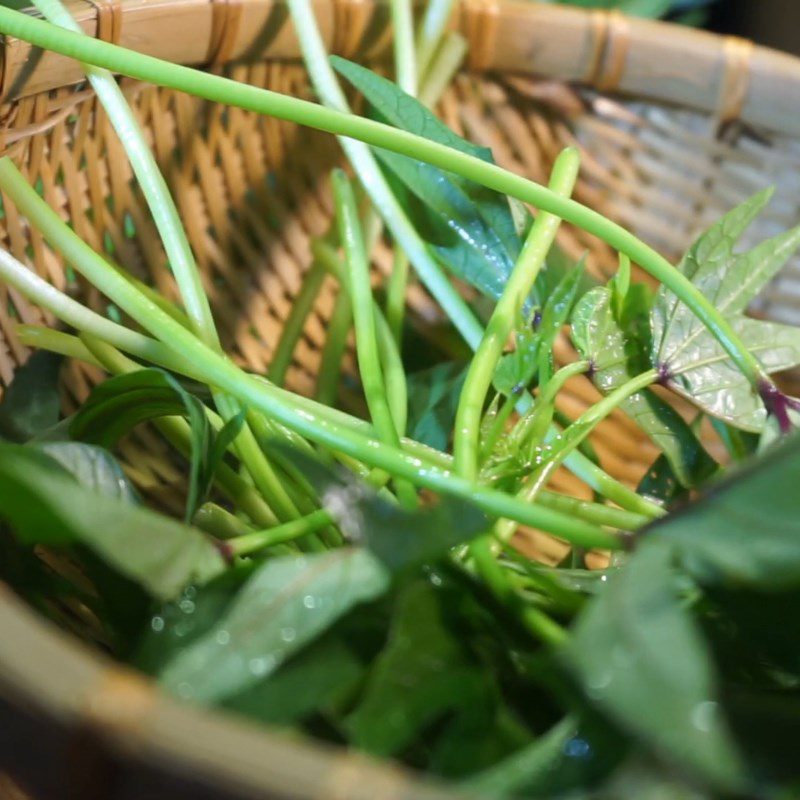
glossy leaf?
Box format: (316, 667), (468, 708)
(652, 192), (800, 430)
(0, 350), (62, 442)
(647, 431), (800, 590)
(564, 540), (744, 789)
(279, 448), (491, 572)
(70, 368), (242, 520)
(406, 361), (467, 451)
(332, 57), (524, 303)
(33, 441), (139, 503)
(572, 287), (717, 487)
(0, 443), (225, 599)
(159, 548), (390, 702)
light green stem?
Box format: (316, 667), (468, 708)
(416, 0), (457, 78)
(229, 509), (332, 556)
(418, 32), (467, 109)
(0, 7), (662, 513)
(315, 286), (352, 408)
(391, 0), (417, 95)
(454, 147), (580, 481)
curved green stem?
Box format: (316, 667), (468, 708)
(0, 8), (664, 514)
(228, 509), (332, 557)
(454, 147), (580, 481)
(0, 6), (760, 386)
(268, 261), (326, 386)
(332, 170), (417, 507)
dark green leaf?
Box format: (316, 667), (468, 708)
(32, 441), (139, 503)
(223, 634), (365, 727)
(0, 443), (225, 599)
(70, 368), (238, 520)
(646, 431), (800, 591)
(0, 350), (62, 442)
(332, 57), (524, 304)
(159, 548), (390, 702)
(652, 192), (800, 431)
(636, 453), (688, 507)
(406, 361), (467, 451)
(279, 448), (491, 572)
(345, 579), (486, 756)
(572, 287), (717, 487)
(564, 540), (744, 789)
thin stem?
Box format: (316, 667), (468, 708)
(193, 503), (253, 539)
(536, 491), (648, 531)
(391, 0), (417, 96)
(480, 393), (517, 461)
(315, 286), (352, 408)
(386, 246), (409, 350)
(332, 170), (417, 508)
(228, 509), (332, 556)
(268, 260), (326, 386)
(495, 369), (659, 546)
(418, 32), (467, 109)
(454, 147), (580, 482)
(416, 0), (457, 78)
(0, 7), (762, 387)
(16, 325), (103, 368)
(0, 10), (663, 514)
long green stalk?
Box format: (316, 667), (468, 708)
(454, 147), (580, 481)
(0, 161), (616, 549)
(0, 7), (761, 389)
(391, 0), (417, 96)
(416, 0), (457, 78)
(332, 170), (417, 507)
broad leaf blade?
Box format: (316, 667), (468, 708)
(564, 540), (744, 789)
(646, 431), (800, 590)
(159, 548), (390, 702)
(0, 443), (224, 599)
(406, 361), (468, 451)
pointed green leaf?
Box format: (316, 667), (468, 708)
(647, 431), (800, 590)
(0, 443), (224, 599)
(159, 548), (390, 702)
(564, 540), (744, 789)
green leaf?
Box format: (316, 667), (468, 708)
(0, 443), (225, 599)
(572, 287), (717, 487)
(223, 633), (365, 727)
(652, 193), (800, 431)
(70, 369), (240, 520)
(278, 449), (491, 572)
(646, 431), (800, 591)
(406, 361), (467, 451)
(332, 57), (524, 304)
(345, 579), (486, 757)
(564, 540), (744, 790)
(0, 350), (62, 442)
(32, 441), (139, 503)
(159, 548), (390, 702)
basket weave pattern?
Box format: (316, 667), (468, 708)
(2, 1), (800, 797)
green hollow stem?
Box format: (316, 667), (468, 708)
(194, 503), (253, 540)
(315, 286), (352, 407)
(30, 0), (218, 347)
(418, 32), (467, 109)
(267, 260), (326, 386)
(332, 170), (417, 508)
(494, 369), (660, 546)
(16, 325), (103, 368)
(313, 238), (408, 435)
(386, 246), (410, 349)
(0, 6), (762, 388)
(0, 8), (660, 515)
(416, 0), (457, 78)
(228, 509), (333, 557)
(391, 0), (417, 96)
(2, 165), (617, 549)
(454, 147), (580, 482)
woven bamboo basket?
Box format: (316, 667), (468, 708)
(2, 1), (800, 797)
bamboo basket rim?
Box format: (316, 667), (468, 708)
(3, 2), (800, 798)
